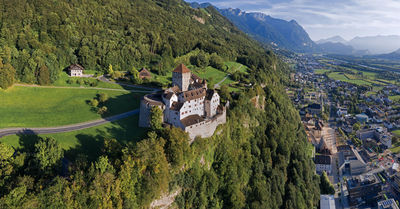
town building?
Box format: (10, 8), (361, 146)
(378, 199), (399, 209)
(139, 64), (226, 140)
(346, 174), (382, 206)
(356, 113), (369, 123)
(306, 103), (322, 115)
(314, 155), (332, 175)
(338, 148), (367, 175)
(320, 195), (335, 209)
(68, 64), (84, 77)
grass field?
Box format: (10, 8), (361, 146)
(0, 86), (144, 128)
(225, 61), (248, 74)
(314, 69), (331, 74)
(393, 130), (400, 136)
(327, 72), (372, 85)
(0, 115), (147, 161)
(148, 63), (238, 89)
(389, 95), (400, 102)
(54, 73), (141, 90)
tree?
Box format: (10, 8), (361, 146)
(320, 172), (335, 195)
(149, 106), (163, 131)
(98, 93), (109, 103)
(0, 143), (14, 188)
(97, 106), (108, 115)
(353, 122), (361, 132)
(90, 99), (99, 107)
(33, 137), (64, 174)
(164, 127), (191, 169)
(209, 53), (224, 70)
(37, 65), (50, 85)
(129, 66), (141, 84)
(0, 58), (16, 89)
(107, 64), (114, 75)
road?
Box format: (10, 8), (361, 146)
(214, 75), (230, 89)
(0, 109), (139, 138)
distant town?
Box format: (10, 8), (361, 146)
(286, 53), (400, 208)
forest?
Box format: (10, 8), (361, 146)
(0, 0), (320, 208)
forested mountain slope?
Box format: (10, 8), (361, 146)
(0, 0), (319, 208)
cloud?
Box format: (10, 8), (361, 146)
(187, 0), (400, 40)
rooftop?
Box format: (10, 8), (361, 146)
(378, 199), (399, 209)
(320, 195), (335, 209)
(315, 155), (331, 165)
(181, 114), (205, 127)
(173, 64), (191, 73)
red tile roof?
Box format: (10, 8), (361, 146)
(173, 64), (191, 73)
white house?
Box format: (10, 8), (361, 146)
(315, 155), (332, 175)
(68, 64), (84, 77)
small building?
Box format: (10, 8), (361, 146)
(139, 68), (152, 80)
(320, 195), (335, 209)
(378, 198), (399, 209)
(307, 103), (322, 115)
(68, 64), (84, 77)
(356, 113), (369, 123)
(315, 155), (332, 175)
(337, 107), (348, 116)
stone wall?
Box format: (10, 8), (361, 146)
(138, 95), (164, 128)
(185, 108), (226, 140)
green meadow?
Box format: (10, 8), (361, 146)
(0, 115), (147, 160)
(0, 86), (144, 128)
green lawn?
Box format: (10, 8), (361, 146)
(0, 115), (148, 161)
(314, 69), (331, 74)
(392, 130), (400, 136)
(389, 95), (400, 102)
(0, 86), (144, 128)
(54, 73), (141, 90)
(225, 61), (248, 74)
(328, 72), (373, 86)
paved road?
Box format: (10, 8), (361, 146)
(0, 109), (140, 138)
(214, 75), (230, 88)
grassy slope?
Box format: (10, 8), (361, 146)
(0, 115), (147, 160)
(0, 86), (144, 128)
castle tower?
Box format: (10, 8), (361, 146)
(172, 64), (191, 91)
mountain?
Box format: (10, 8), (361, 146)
(348, 35), (400, 54)
(0, 0), (319, 208)
(317, 42), (354, 55)
(316, 36), (348, 44)
(216, 8), (319, 53)
(369, 48), (400, 60)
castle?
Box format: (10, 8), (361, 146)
(139, 64), (226, 139)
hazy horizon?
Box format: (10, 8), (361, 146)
(187, 0), (400, 41)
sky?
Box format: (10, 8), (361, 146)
(186, 0), (400, 41)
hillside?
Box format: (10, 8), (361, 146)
(0, 0), (319, 208)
